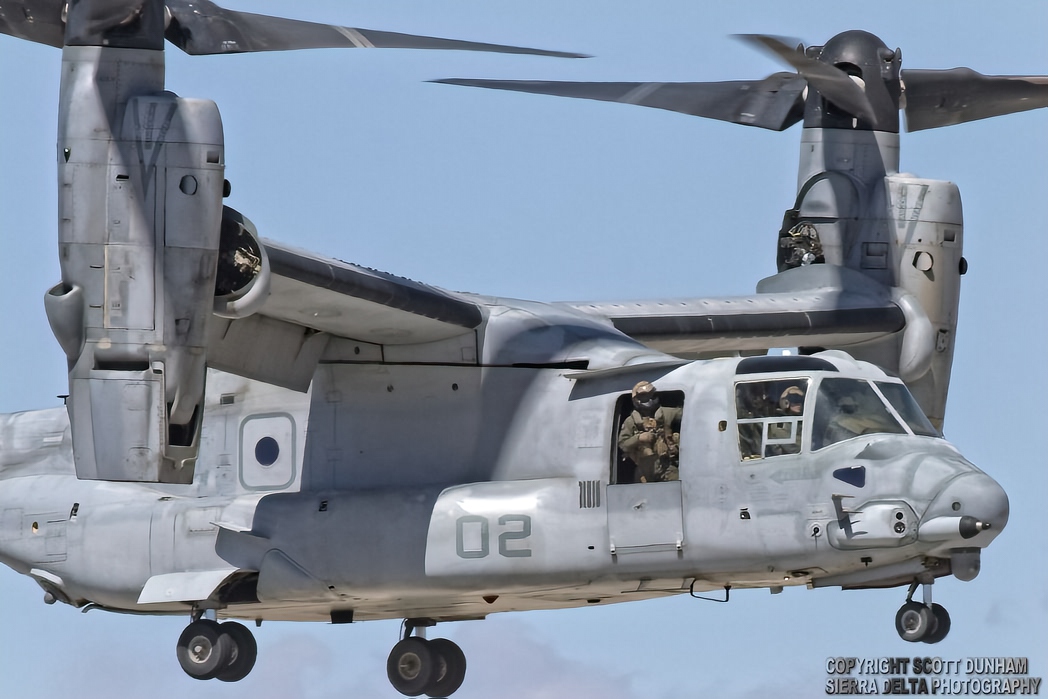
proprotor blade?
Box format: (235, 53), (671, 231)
(1, 0), (165, 49)
(0, 0), (66, 47)
(433, 75), (807, 131)
(902, 68), (1048, 131)
(0, 0), (584, 57)
(736, 33), (878, 125)
(164, 0), (586, 57)
(64, 0), (165, 49)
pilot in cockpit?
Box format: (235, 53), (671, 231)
(822, 394), (872, 445)
(778, 386), (805, 415)
(764, 385), (805, 456)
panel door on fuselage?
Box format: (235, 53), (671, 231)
(606, 390), (685, 554)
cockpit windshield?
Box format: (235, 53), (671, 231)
(811, 378), (940, 450)
(875, 382), (941, 437)
(811, 378), (904, 450)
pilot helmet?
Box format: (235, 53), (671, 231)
(631, 381), (660, 414)
(779, 386), (805, 411)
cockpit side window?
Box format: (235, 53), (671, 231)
(875, 382), (941, 437)
(812, 378), (906, 451)
(735, 379), (809, 460)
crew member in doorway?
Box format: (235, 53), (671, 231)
(618, 381), (682, 482)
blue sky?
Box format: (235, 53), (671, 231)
(0, 1), (1045, 697)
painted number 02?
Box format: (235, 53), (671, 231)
(456, 514), (532, 559)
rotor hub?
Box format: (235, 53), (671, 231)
(803, 30), (902, 132)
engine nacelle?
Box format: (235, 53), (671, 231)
(50, 45), (224, 483)
(780, 128), (963, 427)
(881, 175), (963, 426)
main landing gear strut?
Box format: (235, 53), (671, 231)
(387, 619), (467, 698)
(895, 580), (951, 644)
(172, 611), (466, 693)
(175, 611), (258, 682)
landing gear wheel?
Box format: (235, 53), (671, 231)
(922, 604), (951, 644)
(216, 621), (258, 682)
(176, 619), (232, 680)
(387, 637), (435, 697)
(425, 638), (467, 698)
(895, 601), (934, 643)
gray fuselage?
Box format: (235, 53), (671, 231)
(0, 306), (1007, 624)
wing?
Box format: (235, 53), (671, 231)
(207, 240), (483, 391)
(560, 264), (955, 426)
(560, 265), (917, 358)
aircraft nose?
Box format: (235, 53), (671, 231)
(919, 471), (1009, 549)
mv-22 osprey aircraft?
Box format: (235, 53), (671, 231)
(0, 1), (1044, 695)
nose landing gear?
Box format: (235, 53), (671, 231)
(895, 580), (951, 644)
(387, 619), (467, 697)
(176, 614), (258, 682)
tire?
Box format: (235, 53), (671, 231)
(425, 638), (467, 698)
(176, 619), (232, 680)
(216, 621), (258, 682)
(922, 604), (951, 644)
(387, 637), (434, 697)
(895, 601), (933, 643)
